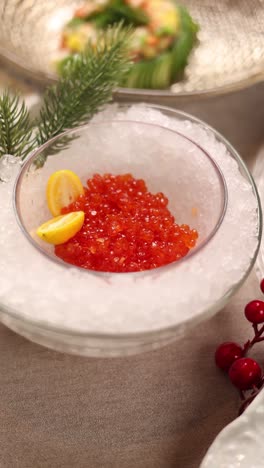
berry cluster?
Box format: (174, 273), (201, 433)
(215, 279), (264, 415)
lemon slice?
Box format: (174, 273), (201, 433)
(46, 170), (84, 217)
(36, 211), (85, 245)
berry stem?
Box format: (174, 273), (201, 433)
(238, 378), (264, 415)
(238, 393), (257, 415)
(243, 324), (264, 355)
(255, 337), (264, 343)
(215, 279), (264, 416)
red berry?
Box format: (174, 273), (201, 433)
(215, 342), (243, 371)
(261, 279), (264, 294)
(245, 300), (264, 324)
(229, 358), (262, 390)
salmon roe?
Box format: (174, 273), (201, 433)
(55, 174), (198, 272)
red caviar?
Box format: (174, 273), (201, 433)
(55, 174), (198, 272)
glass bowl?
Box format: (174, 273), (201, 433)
(0, 105), (261, 357)
(253, 152), (264, 281)
(0, 0), (264, 100)
(15, 120), (227, 267)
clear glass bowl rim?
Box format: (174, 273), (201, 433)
(14, 118), (228, 274)
(0, 104), (262, 342)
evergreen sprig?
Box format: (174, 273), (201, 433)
(0, 24), (132, 169)
(0, 92), (34, 159)
(33, 24), (132, 161)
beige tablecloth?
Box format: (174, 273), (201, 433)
(1, 64), (264, 468)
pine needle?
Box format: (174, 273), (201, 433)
(33, 24), (132, 163)
(0, 24), (132, 170)
(0, 92), (34, 159)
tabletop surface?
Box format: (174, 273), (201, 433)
(1, 64), (264, 468)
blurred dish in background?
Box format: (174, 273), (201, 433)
(56, 0), (199, 90)
(0, 0), (264, 100)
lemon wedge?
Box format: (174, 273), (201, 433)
(46, 170), (84, 217)
(36, 211), (85, 245)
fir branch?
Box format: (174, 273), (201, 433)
(33, 24), (132, 162)
(0, 92), (34, 159)
(0, 24), (132, 173)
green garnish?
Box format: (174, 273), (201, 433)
(122, 6), (199, 89)
(89, 0), (149, 28)
(66, 17), (86, 29)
